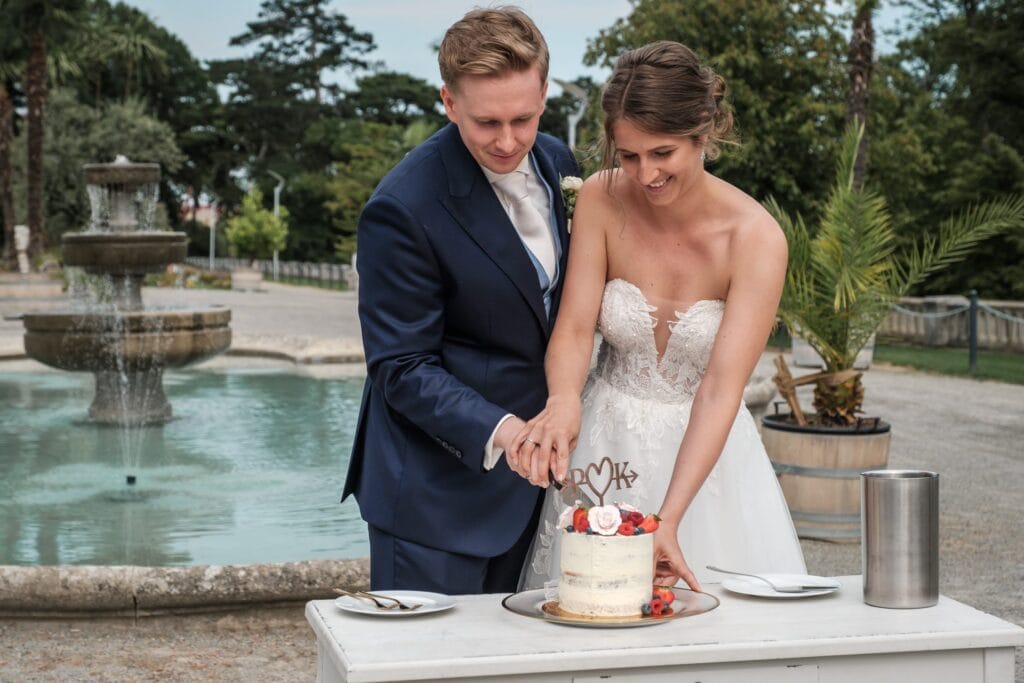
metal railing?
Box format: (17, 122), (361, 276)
(879, 291), (1024, 368)
(185, 257), (356, 290)
(183, 258), (1022, 363)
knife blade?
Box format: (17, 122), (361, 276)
(552, 475), (596, 508)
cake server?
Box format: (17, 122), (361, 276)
(706, 566), (841, 592)
(552, 476), (597, 508)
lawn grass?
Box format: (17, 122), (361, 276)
(274, 274), (349, 291)
(768, 326), (1024, 384)
(873, 342), (1024, 385)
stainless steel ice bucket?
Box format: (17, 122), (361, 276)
(861, 470), (939, 608)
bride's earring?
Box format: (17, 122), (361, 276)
(700, 149), (707, 163)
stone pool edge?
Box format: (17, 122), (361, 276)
(0, 558), (370, 616)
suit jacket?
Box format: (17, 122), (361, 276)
(343, 123), (579, 558)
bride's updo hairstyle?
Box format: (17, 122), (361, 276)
(600, 41), (735, 171)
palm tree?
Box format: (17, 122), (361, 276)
(0, 34), (22, 266)
(766, 122), (1024, 426)
(847, 0), (877, 190)
(2, 0), (85, 260)
(107, 13), (167, 102)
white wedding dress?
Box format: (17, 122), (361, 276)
(520, 278), (805, 590)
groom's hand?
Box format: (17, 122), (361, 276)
(503, 417), (552, 485)
(495, 416), (530, 475)
(494, 416), (526, 457)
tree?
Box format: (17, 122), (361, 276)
(76, 2), (166, 106)
(58, 2), (226, 232)
(585, 0), (848, 220)
(1, 0), (86, 260)
(229, 0), (375, 104)
(298, 118), (403, 261)
(870, 0), (1024, 297)
(342, 71), (443, 127)
(0, 81), (15, 265)
(10, 89), (185, 242)
(225, 186), (288, 261)
(0, 28), (23, 265)
(847, 0), (878, 189)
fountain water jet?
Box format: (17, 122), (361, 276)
(20, 157), (230, 426)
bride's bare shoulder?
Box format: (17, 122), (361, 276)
(714, 179), (784, 246)
(575, 170), (627, 222)
(578, 169), (620, 201)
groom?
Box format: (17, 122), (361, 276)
(342, 7), (578, 594)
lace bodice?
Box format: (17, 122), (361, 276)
(592, 278), (724, 405)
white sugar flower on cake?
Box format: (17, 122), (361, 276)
(587, 504), (623, 535)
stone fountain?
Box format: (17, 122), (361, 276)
(21, 156), (230, 425)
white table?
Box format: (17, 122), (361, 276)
(305, 576), (1024, 683)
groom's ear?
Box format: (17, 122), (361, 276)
(441, 84), (458, 124)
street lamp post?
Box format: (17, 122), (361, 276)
(268, 171), (286, 281)
(552, 79), (588, 151)
(208, 201), (217, 272)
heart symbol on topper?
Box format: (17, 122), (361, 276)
(583, 456), (615, 507)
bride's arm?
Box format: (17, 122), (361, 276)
(509, 174), (610, 487)
(654, 211), (788, 588)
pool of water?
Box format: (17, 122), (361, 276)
(0, 368), (369, 566)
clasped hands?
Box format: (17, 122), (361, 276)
(503, 394), (582, 487)
(499, 395), (701, 592)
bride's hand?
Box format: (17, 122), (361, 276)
(508, 395), (582, 486)
(652, 522), (701, 592)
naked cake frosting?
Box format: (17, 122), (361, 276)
(556, 502), (671, 618)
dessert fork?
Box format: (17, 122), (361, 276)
(705, 566), (826, 593)
(334, 588), (422, 610)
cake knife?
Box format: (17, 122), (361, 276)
(552, 475), (597, 508)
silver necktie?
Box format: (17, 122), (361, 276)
(493, 171), (556, 280)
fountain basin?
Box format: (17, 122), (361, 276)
(22, 308), (231, 371)
(0, 560), (369, 616)
(22, 308), (231, 423)
(0, 367), (367, 569)
(63, 231), (188, 275)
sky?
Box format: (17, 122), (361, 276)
(121, 1), (909, 97)
(121, 0), (634, 96)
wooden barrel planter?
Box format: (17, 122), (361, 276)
(762, 414), (891, 542)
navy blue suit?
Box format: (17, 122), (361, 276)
(343, 123), (578, 592)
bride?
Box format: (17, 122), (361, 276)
(510, 41), (805, 591)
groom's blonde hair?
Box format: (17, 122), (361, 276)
(438, 6), (549, 91)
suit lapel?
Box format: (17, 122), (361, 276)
(532, 144), (570, 259)
(437, 126), (548, 331)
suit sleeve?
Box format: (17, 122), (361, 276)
(356, 191), (507, 472)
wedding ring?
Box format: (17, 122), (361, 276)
(525, 438), (540, 447)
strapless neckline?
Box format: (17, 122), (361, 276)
(604, 278), (724, 363)
(606, 278), (723, 319)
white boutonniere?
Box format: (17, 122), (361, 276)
(560, 175), (583, 220)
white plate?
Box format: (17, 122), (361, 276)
(334, 590), (456, 617)
(721, 574), (841, 599)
